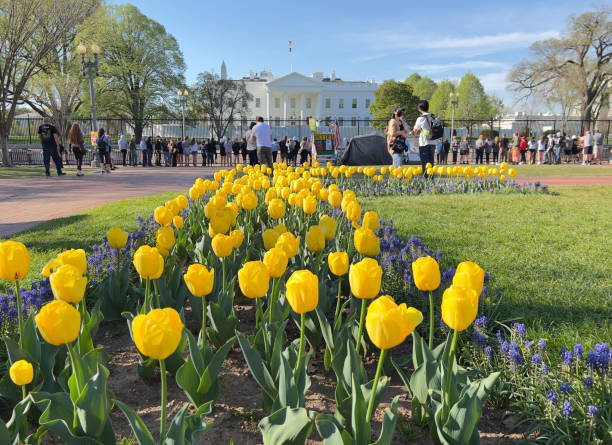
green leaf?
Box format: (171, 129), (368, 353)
(351, 374), (371, 445)
(259, 407), (313, 445)
(312, 413), (350, 445)
(74, 366), (113, 439)
(198, 336), (235, 397)
(165, 402), (212, 444)
(176, 361), (203, 407)
(274, 354), (299, 410)
(115, 399), (156, 445)
(0, 419), (10, 445)
(236, 331), (277, 400)
(391, 357), (410, 392)
(315, 307), (334, 351)
(371, 396), (400, 445)
(361, 376), (390, 420)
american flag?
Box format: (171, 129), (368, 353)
(332, 119), (341, 148)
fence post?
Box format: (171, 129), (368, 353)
(606, 120), (610, 145)
(27, 115), (32, 144)
(357, 120), (360, 136)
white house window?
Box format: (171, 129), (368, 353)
(255, 98), (261, 108)
(365, 98), (371, 108)
(274, 98), (280, 108)
(352, 98), (357, 109)
(290, 98), (296, 108)
(306, 97), (312, 109)
(338, 98), (344, 109)
(325, 98), (331, 109)
(351, 117), (357, 126)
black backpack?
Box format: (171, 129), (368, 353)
(427, 114), (444, 140)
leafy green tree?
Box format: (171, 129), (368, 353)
(0, 0), (98, 166)
(77, 3), (185, 141)
(413, 77), (438, 101)
(368, 80), (419, 130)
(404, 73), (422, 89)
(429, 80), (455, 120)
(455, 73), (493, 135)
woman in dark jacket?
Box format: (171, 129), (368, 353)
(206, 138), (216, 166)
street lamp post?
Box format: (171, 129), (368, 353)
(78, 43), (100, 166)
(177, 89), (188, 139)
(449, 92), (459, 141)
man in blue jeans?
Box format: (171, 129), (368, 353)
(38, 117), (65, 176)
(412, 100), (436, 176)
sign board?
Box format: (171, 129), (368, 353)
(90, 131), (97, 146)
(313, 133), (334, 156)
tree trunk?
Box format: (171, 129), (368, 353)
(1, 129), (13, 167)
(134, 121), (143, 142)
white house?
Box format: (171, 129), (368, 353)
(239, 69), (377, 127)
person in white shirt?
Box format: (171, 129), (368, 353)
(251, 116), (273, 169)
(138, 138), (147, 167)
(118, 135), (128, 166)
(245, 122), (257, 166)
(189, 138), (198, 166)
(412, 100), (435, 175)
(224, 138), (233, 166)
(582, 130), (594, 165)
(271, 138), (280, 163)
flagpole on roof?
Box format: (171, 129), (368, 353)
(289, 40), (293, 72)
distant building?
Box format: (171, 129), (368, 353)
(233, 66), (377, 126)
(220, 61), (227, 80)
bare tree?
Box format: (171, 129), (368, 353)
(509, 5), (611, 127)
(193, 72), (252, 140)
(0, 0), (98, 166)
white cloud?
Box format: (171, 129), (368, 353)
(479, 72), (510, 92)
(402, 61), (508, 74)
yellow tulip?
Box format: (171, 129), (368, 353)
(133, 245), (164, 279)
(305, 225), (325, 252)
(9, 360), (33, 386)
(173, 215), (184, 229)
(508, 168), (517, 178)
(35, 300), (81, 346)
(349, 258), (382, 299)
(262, 229), (280, 251)
(55, 249), (87, 276)
(267, 198), (286, 219)
(328, 190), (342, 207)
(275, 232), (300, 258)
(230, 229), (244, 248)
(210, 213), (231, 235)
(366, 295), (423, 349)
(263, 247), (288, 278)
(241, 192), (258, 210)
(273, 223), (287, 235)
(353, 227), (380, 257)
(362, 211), (380, 231)
(132, 308), (184, 360)
(41, 258), (61, 277)
(176, 194), (188, 210)
(411, 256), (440, 291)
(0, 241), (30, 281)
(318, 215), (337, 241)
(441, 284), (479, 331)
(285, 270), (319, 314)
(183, 264), (214, 297)
(346, 200), (362, 221)
(154, 206), (173, 227)
(238, 261), (270, 299)
(212, 233), (233, 258)
(318, 188), (329, 201)
(453, 261), (485, 296)
(107, 227), (128, 250)
(49, 264), (87, 304)
(302, 195), (317, 214)
(328, 252), (349, 276)
(156, 226), (176, 251)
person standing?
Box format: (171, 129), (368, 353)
(145, 137), (153, 167)
(385, 106), (410, 168)
(232, 138), (241, 165)
(510, 133), (520, 165)
(451, 136), (459, 164)
(129, 136), (137, 166)
(252, 117), (273, 169)
(154, 136), (163, 166)
(298, 136), (311, 165)
(279, 136), (288, 163)
(459, 137), (470, 164)
(475, 135), (484, 164)
(492, 136), (500, 164)
(500, 134), (509, 164)
(527, 137), (537, 164)
(245, 122), (258, 166)
(38, 117), (65, 176)
(271, 138), (280, 163)
(435, 139), (444, 164)
(190, 138), (198, 166)
(593, 129), (603, 165)
(200, 139), (207, 166)
(442, 138), (450, 164)
(138, 137), (147, 167)
(519, 136), (527, 164)
(162, 137), (170, 167)
(537, 136), (546, 164)
(412, 100), (436, 175)
(582, 130), (594, 165)
(96, 128), (111, 173)
(67, 123), (85, 176)
(118, 135), (128, 166)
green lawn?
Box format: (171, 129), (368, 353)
(0, 191), (179, 291)
(511, 164), (611, 177)
(363, 186), (612, 353)
(0, 167), (95, 179)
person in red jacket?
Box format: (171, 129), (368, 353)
(519, 136), (528, 164)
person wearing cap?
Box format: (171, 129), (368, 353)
(412, 100), (435, 175)
(386, 106), (410, 168)
(38, 117), (65, 176)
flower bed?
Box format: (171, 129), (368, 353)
(0, 162), (605, 445)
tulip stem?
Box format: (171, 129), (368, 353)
(153, 280), (160, 308)
(66, 342), (83, 392)
(365, 348), (386, 423)
(14, 280), (23, 349)
(159, 359), (167, 440)
(442, 329), (459, 420)
(294, 313), (306, 383)
(428, 291), (434, 350)
(201, 295), (207, 351)
(333, 279), (342, 328)
(144, 278), (151, 312)
(269, 278), (277, 325)
(21, 385), (26, 400)
(356, 298), (367, 356)
(222, 259), (226, 293)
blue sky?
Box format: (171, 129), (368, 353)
(110, 0), (592, 110)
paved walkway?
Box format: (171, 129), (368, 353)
(1, 166), (611, 237)
(0, 166), (219, 237)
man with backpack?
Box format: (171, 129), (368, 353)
(38, 117), (65, 177)
(412, 100), (441, 176)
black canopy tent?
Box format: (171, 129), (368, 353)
(340, 134), (392, 165)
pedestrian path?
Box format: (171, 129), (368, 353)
(0, 167), (219, 237)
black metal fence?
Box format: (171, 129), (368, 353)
(8, 117), (612, 146)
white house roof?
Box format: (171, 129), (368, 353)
(266, 72), (321, 87)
